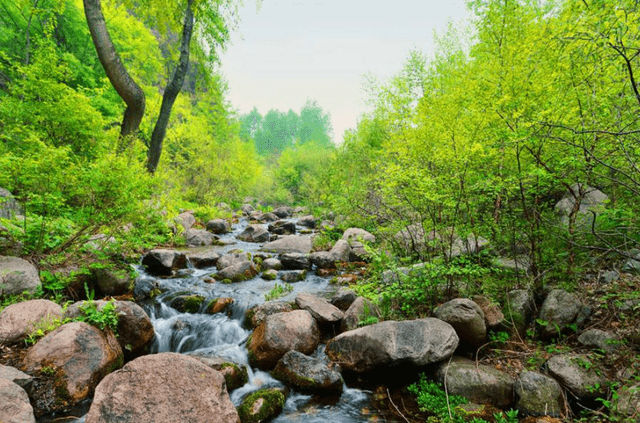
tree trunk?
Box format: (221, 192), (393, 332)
(146, 0), (194, 174)
(83, 0), (145, 146)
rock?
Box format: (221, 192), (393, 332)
(167, 294), (206, 313)
(259, 212), (279, 223)
(184, 228), (218, 247)
(435, 356), (515, 408)
(280, 252), (310, 270)
(343, 228), (376, 244)
(262, 258), (282, 270)
(515, 371), (565, 417)
(241, 204), (254, 215)
(244, 301), (293, 329)
(296, 292), (344, 324)
(447, 235), (490, 258)
(261, 269), (278, 280)
(64, 300), (154, 356)
(248, 310), (320, 369)
(249, 210), (263, 221)
(273, 206), (293, 218)
(141, 249), (187, 276)
(348, 241), (369, 261)
(0, 256), (40, 296)
(310, 239), (352, 269)
(217, 251), (252, 270)
(0, 299), (62, 346)
(186, 352), (249, 391)
(216, 261), (258, 282)
(0, 188), (22, 219)
(0, 378), (35, 423)
(555, 184), (608, 227)
(23, 322), (123, 411)
(272, 350), (343, 393)
(206, 218), (231, 234)
(505, 289), (535, 336)
(598, 269), (619, 284)
(319, 220), (336, 231)
(293, 206), (308, 215)
(133, 278), (162, 300)
(268, 220), (296, 235)
(261, 235), (312, 254)
(175, 212), (195, 230)
(205, 297), (234, 315)
(0, 364), (33, 394)
(92, 267), (131, 296)
(85, 353), (240, 423)
(492, 256), (531, 274)
(340, 297), (381, 332)
(578, 329), (620, 353)
(325, 318), (458, 373)
(472, 296), (504, 330)
(393, 224), (432, 254)
(538, 289), (584, 338)
(297, 215), (316, 228)
(187, 248), (221, 268)
(237, 388), (285, 423)
(238, 224), (270, 243)
(330, 288), (357, 311)
(622, 251), (640, 274)
(280, 269), (307, 282)
(614, 383), (640, 420)
(546, 354), (607, 400)
(435, 298), (486, 348)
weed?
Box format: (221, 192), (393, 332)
(407, 374), (468, 422)
(264, 283), (293, 301)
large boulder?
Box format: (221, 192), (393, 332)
(244, 301), (293, 329)
(85, 353), (240, 423)
(248, 310), (320, 369)
(546, 354), (607, 400)
(435, 298), (486, 349)
(538, 289), (586, 338)
(435, 357), (515, 408)
(0, 256), (40, 296)
(141, 249), (187, 276)
(187, 248), (221, 269)
(238, 224), (270, 243)
(272, 350), (343, 393)
(343, 228), (376, 244)
(261, 235), (312, 255)
(0, 378), (35, 423)
(340, 297), (381, 332)
(515, 371), (565, 417)
(280, 252), (310, 270)
(206, 218), (230, 234)
(64, 300), (154, 356)
(296, 292), (344, 324)
(184, 228), (218, 247)
(23, 322), (123, 411)
(0, 299), (62, 346)
(325, 318), (458, 373)
(330, 288), (358, 311)
(186, 352), (249, 391)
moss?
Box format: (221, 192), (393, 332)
(183, 295), (205, 313)
(220, 362), (249, 390)
(271, 367), (317, 390)
(237, 388), (286, 423)
(221, 278), (233, 284)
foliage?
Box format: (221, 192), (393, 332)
(77, 299), (119, 334)
(264, 283), (293, 301)
(407, 374), (469, 422)
(24, 314), (71, 346)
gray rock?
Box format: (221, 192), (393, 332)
(348, 241), (369, 262)
(0, 364), (33, 394)
(93, 267), (130, 296)
(435, 298), (486, 348)
(492, 256), (531, 274)
(297, 215), (316, 228)
(515, 371), (565, 417)
(217, 251), (251, 270)
(622, 252), (640, 274)
(0, 378), (35, 423)
(309, 239), (352, 269)
(205, 219), (230, 234)
(280, 252), (310, 270)
(245, 301), (293, 329)
(272, 350), (343, 393)
(598, 269), (619, 284)
(578, 329), (620, 353)
(141, 249), (187, 276)
(472, 295), (504, 330)
(340, 297), (381, 332)
(273, 207), (293, 218)
(325, 318), (458, 373)
(259, 212), (279, 223)
(262, 258), (282, 270)
(505, 289), (535, 336)
(614, 383), (640, 420)
(0, 188), (22, 219)
(447, 235), (490, 258)
(330, 288), (357, 311)
(175, 212), (195, 230)
(0, 299), (62, 346)
(555, 184), (608, 227)
(261, 269), (278, 280)
(546, 354), (607, 400)
(296, 292), (344, 324)
(538, 289), (584, 338)
(240, 204), (254, 215)
(216, 261), (258, 282)
(280, 269), (307, 283)
(249, 210), (263, 221)
(186, 249), (221, 269)
(184, 228), (218, 247)
(261, 235), (312, 254)
(237, 224), (270, 243)
(435, 356), (515, 408)
(0, 256), (40, 296)
(185, 352), (249, 391)
(269, 220), (296, 235)
(343, 228), (376, 244)
(293, 206), (308, 215)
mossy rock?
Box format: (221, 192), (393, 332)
(237, 388), (286, 423)
(261, 270), (277, 281)
(220, 362), (249, 391)
(169, 294), (206, 313)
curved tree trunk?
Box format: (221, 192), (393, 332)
(146, 0), (194, 174)
(83, 0), (145, 148)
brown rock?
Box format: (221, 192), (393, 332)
(0, 299), (62, 346)
(0, 256), (40, 296)
(473, 295), (505, 330)
(245, 301), (293, 329)
(248, 310), (320, 369)
(0, 378), (35, 423)
(85, 353), (240, 423)
(206, 297), (234, 315)
(23, 322), (123, 408)
(340, 297), (381, 332)
(296, 292), (344, 324)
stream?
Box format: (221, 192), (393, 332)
(73, 217), (384, 422)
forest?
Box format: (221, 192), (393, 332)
(1, 0), (640, 422)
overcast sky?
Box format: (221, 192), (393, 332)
(218, 0), (470, 144)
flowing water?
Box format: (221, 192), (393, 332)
(72, 218), (380, 422)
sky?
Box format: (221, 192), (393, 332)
(218, 0), (471, 144)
